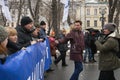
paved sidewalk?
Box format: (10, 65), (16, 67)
(44, 51), (120, 80)
(45, 54), (99, 80)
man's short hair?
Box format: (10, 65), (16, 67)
(74, 20), (82, 25)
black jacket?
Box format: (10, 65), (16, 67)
(7, 39), (22, 54)
(57, 33), (68, 52)
(16, 25), (33, 47)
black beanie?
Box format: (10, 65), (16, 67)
(21, 16), (33, 26)
(40, 21), (46, 26)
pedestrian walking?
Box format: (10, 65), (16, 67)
(83, 31), (92, 63)
(55, 20), (85, 80)
(95, 23), (120, 80)
(54, 30), (69, 67)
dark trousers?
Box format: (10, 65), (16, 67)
(55, 51), (66, 65)
(99, 70), (116, 80)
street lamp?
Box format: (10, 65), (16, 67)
(99, 7), (107, 29)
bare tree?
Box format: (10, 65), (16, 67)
(52, 0), (59, 38)
(114, 1), (120, 27)
(0, 8), (7, 26)
(28, 0), (41, 23)
(17, 0), (25, 25)
(108, 0), (117, 22)
(108, 0), (120, 33)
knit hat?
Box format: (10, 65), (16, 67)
(0, 26), (8, 43)
(103, 23), (117, 32)
(21, 16), (33, 26)
(40, 21), (46, 26)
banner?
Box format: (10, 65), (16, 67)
(44, 38), (52, 71)
(0, 0), (12, 22)
(60, 0), (69, 5)
(0, 39), (52, 80)
(62, 0), (70, 22)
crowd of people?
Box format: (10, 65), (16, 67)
(0, 16), (120, 80)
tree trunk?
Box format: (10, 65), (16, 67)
(52, 0), (59, 38)
(57, 0), (61, 30)
(108, 0), (117, 22)
(17, 0), (25, 26)
(67, 14), (71, 26)
(114, 1), (120, 33)
(28, 0), (41, 23)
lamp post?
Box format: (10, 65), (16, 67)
(99, 7), (106, 29)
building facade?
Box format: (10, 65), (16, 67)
(71, 0), (109, 30)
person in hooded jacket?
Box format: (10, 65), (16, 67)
(95, 23), (120, 80)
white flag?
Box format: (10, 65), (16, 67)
(0, 0), (4, 6)
(62, 0), (70, 22)
(60, 0), (66, 4)
(2, 6), (12, 21)
(0, 0), (12, 22)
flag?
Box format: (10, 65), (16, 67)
(60, 0), (68, 4)
(61, 0), (70, 22)
(0, 0), (4, 6)
(0, 0), (12, 22)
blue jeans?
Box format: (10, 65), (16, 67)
(70, 61), (83, 80)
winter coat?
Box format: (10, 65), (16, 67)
(7, 39), (22, 55)
(58, 30), (85, 61)
(57, 33), (68, 52)
(16, 26), (33, 47)
(84, 32), (91, 48)
(90, 34), (97, 54)
(49, 37), (56, 56)
(95, 31), (120, 71)
(39, 28), (47, 39)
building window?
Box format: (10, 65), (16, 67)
(87, 20), (90, 27)
(94, 20), (97, 27)
(94, 9), (97, 15)
(87, 9), (90, 15)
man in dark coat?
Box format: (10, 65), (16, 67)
(16, 16), (36, 47)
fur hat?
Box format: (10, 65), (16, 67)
(21, 16), (33, 26)
(0, 26), (8, 43)
(103, 23), (117, 32)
